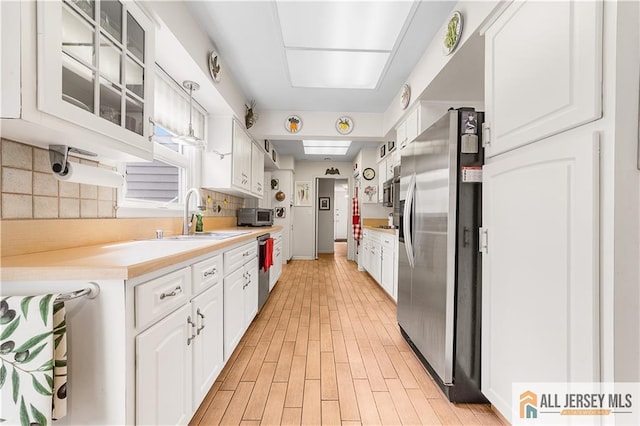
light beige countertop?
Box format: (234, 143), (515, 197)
(1, 226), (282, 281)
(363, 225), (397, 235)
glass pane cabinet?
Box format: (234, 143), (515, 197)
(38, 0), (154, 158)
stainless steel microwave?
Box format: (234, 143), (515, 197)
(237, 208), (274, 226)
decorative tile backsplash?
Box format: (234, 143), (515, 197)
(1, 139), (116, 219)
(0, 139), (244, 220)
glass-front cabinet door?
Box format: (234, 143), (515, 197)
(38, 0), (154, 159)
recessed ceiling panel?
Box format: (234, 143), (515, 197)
(276, 1), (414, 51)
(286, 49), (389, 89)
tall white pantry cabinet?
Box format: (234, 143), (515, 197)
(480, 0), (604, 420)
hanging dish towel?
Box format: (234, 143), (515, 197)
(351, 196), (361, 242)
(0, 295), (67, 425)
(264, 238), (274, 272)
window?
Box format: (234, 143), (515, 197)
(117, 66), (205, 215)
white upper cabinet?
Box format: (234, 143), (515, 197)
(481, 128), (600, 420)
(1, 0), (155, 161)
(203, 117), (264, 198)
(251, 143), (264, 198)
(483, 0), (602, 157)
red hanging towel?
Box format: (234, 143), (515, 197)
(264, 237), (274, 272)
(351, 197), (361, 242)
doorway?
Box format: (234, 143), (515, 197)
(314, 177), (350, 257)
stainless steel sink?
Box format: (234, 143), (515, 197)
(160, 231), (251, 241)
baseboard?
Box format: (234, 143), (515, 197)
(334, 239), (347, 242)
(317, 250), (335, 254)
(292, 256), (315, 260)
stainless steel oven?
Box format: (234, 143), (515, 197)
(382, 178), (393, 207)
(392, 166), (401, 227)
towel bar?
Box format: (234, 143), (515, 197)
(55, 282), (100, 302)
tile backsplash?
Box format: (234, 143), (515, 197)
(0, 139), (245, 220)
(1, 139), (116, 219)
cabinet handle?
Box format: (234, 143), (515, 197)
(196, 308), (205, 335)
(204, 268), (217, 277)
(160, 286), (182, 300)
(187, 316), (197, 345)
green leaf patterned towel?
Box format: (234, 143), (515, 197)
(0, 295), (67, 425)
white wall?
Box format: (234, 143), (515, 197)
(356, 148), (393, 219)
(382, 0), (501, 135)
(317, 179), (335, 253)
(251, 110), (385, 142)
(292, 161), (352, 259)
(146, 1), (247, 119)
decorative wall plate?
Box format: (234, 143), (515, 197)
(401, 84), (411, 110)
(285, 115), (302, 133)
(336, 116), (353, 135)
(208, 50), (221, 82)
(443, 10), (463, 55)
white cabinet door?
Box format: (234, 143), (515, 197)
(484, 0), (602, 157)
(372, 242), (382, 284)
(481, 129), (599, 420)
(191, 284), (223, 410)
(136, 304), (192, 425)
(251, 143), (264, 197)
(38, 0), (155, 157)
(405, 108), (419, 143)
(396, 121), (407, 150)
(244, 257), (259, 326)
(232, 121), (250, 190)
(223, 266), (246, 359)
(381, 236), (395, 297)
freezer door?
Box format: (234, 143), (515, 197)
(397, 139), (415, 334)
(411, 111), (458, 385)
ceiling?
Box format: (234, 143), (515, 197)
(186, 0), (457, 161)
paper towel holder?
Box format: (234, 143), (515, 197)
(49, 145), (97, 176)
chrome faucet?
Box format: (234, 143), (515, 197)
(183, 188), (204, 235)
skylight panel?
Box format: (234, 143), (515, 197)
(286, 50), (388, 89)
(303, 140), (351, 155)
(276, 2), (413, 51)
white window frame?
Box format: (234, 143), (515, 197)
(116, 67), (205, 217)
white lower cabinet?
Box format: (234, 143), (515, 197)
(136, 304), (193, 425)
(191, 284), (224, 410)
(380, 235), (395, 298)
(135, 252), (225, 424)
(223, 241), (259, 359)
(270, 231), (283, 290)
(362, 229), (396, 300)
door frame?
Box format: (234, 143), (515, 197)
(313, 176), (352, 260)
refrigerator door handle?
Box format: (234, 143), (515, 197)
(403, 175), (416, 268)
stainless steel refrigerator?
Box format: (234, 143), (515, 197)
(397, 108), (486, 402)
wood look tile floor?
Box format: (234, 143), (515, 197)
(190, 243), (507, 425)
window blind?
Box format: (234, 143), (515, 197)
(154, 65), (205, 139)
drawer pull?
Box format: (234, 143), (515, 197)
(187, 316), (196, 345)
(160, 286), (182, 300)
(203, 268), (217, 277)
(196, 308), (205, 335)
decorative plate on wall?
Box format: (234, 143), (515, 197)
(401, 84), (411, 110)
(443, 10), (463, 55)
(336, 116), (353, 135)
(285, 115), (302, 133)
(208, 50), (221, 82)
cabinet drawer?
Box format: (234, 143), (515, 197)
(192, 254), (222, 295)
(136, 267), (191, 330)
(381, 235), (395, 249)
(224, 241), (257, 276)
